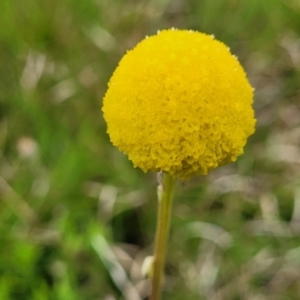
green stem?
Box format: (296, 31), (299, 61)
(150, 173), (175, 300)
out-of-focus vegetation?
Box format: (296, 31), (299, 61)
(1, 0), (300, 299)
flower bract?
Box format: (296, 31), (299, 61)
(102, 29), (255, 180)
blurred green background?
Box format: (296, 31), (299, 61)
(1, 0), (300, 299)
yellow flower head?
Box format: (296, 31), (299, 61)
(102, 29), (255, 180)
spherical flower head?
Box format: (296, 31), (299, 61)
(102, 29), (256, 180)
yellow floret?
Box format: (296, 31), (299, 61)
(102, 29), (255, 180)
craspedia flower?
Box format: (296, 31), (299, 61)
(102, 29), (255, 180)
